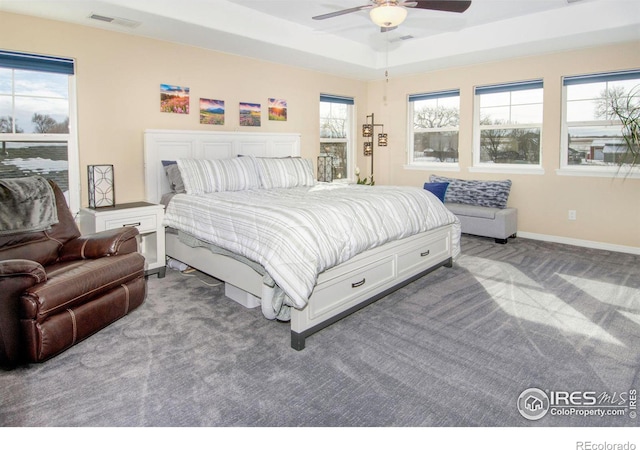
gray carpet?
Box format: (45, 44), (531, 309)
(1, 235), (639, 427)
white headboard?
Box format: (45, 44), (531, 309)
(144, 129), (302, 203)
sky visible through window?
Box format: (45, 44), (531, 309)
(0, 67), (70, 191)
(0, 68), (69, 134)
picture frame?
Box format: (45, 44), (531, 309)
(160, 84), (190, 114)
(199, 98), (225, 125)
(268, 98), (287, 121)
(239, 102), (261, 126)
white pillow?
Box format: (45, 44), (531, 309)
(254, 157), (315, 189)
(176, 157), (260, 194)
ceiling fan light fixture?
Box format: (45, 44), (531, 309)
(369, 4), (408, 28)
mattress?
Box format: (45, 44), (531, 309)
(163, 183), (461, 310)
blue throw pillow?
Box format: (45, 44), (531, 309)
(423, 182), (449, 203)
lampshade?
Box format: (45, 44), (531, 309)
(362, 123), (373, 137)
(369, 5), (408, 28)
(378, 133), (388, 147)
(364, 141), (373, 156)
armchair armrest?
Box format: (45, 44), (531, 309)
(0, 259), (46, 368)
(0, 259), (46, 280)
(59, 227), (140, 261)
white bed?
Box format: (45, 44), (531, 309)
(144, 129), (460, 350)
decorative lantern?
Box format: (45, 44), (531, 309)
(317, 154), (334, 183)
(87, 164), (115, 208)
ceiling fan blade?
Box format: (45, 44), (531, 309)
(403, 0), (472, 13)
(380, 26), (398, 33)
(312, 5), (373, 20)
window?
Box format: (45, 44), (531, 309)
(0, 50), (78, 211)
(562, 70), (640, 171)
(408, 90), (460, 166)
(474, 80), (543, 169)
(319, 94), (354, 181)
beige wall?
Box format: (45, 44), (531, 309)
(1, 12), (366, 203)
(367, 42), (640, 249)
(2, 11), (639, 249)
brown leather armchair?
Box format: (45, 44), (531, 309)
(0, 179), (146, 368)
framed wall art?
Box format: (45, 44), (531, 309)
(239, 102), (261, 127)
(200, 98), (224, 125)
(160, 84), (189, 114)
(268, 98), (287, 121)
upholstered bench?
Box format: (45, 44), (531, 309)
(425, 175), (517, 244)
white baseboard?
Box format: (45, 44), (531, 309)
(517, 231), (640, 256)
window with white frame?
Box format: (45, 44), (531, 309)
(474, 80), (543, 168)
(319, 94), (354, 181)
(0, 50), (78, 211)
(562, 69), (640, 169)
(408, 89), (460, 166)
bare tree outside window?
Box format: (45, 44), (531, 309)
(564, 74), (639, 167)
(479, 117), (540, 164)
(320, 100), (352, 180)
(0, 67), (71, 190)
(595, 86), (628, 120)
(0, 116), (23, 134)
(32, 113), (69, 134)
(410, 93), (460, 164)
(476, 82), (543, 166)
(414, 104), (459, 129)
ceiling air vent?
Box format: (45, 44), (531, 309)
(88, 13), (142, 28)
(89, 13), (114, 23)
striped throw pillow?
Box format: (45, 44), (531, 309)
(254, 157), (315, 189)
(177, 157), (260, 194)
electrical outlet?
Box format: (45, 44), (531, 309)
(568, 210), (577, 221)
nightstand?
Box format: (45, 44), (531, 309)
(79, 202), (166, 278)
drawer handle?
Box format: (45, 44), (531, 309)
(123, 222), (141, 227)
(420, 250), (430, 257)
(351, 278), (366, 288)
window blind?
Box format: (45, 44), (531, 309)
(563, 69), (640, 86)
(475, 80), (543, 96)
(0, 50), (75, 75)
(408, 89), (460, 102)
(320, 94), (354, 105)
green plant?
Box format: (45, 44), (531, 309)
(356, 175), (374, 186)
(610, 85), (640, 169)
(355, 167), (374, 186)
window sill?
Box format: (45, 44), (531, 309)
(556, 166), (640, 179)
(468, 165), (545, 175)
(404, 163), (461, 172)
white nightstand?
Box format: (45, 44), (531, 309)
(79, 202), (166, 278)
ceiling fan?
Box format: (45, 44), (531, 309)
(312, 0), (472, 32)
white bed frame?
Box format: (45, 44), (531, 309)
(144, 129), (455, 350)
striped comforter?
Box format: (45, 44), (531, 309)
(163, 183), (461, 310)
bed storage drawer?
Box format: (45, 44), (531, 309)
(307, 256), (395, 321)
(397, 229), (450, 277)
